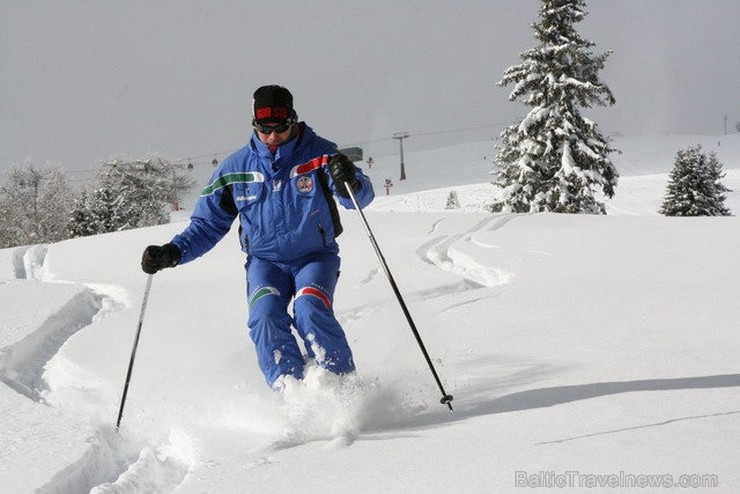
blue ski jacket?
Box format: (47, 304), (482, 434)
(171, 123), (374, 264)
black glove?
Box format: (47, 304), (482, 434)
(141, 243), (181, 274)
(328, 154), (359, 198)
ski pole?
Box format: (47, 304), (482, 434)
(116, 273), (154, 431)
(344, 183), (454, 411)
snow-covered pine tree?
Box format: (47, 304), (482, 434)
(659, 145), (732, 216)
(445, 190), (461, 210)
(67, 156), (194, 237)
(67, 190), (98, 238)
(490, 0), (618, 214)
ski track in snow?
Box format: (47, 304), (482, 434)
(357, 266), (380, 286)
(345, 215), (518, 328)
(0, 287), (104, 401)
(1, 245), (193, 493)
(417, 214), (518, 288)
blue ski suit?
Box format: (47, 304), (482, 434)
(171, 123), (374, 386)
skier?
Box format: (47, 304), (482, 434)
(141, 85), (375, 389)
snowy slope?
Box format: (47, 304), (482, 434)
(1, 134), (739, 493)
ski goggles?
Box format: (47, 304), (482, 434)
(253, 120), (293, 134)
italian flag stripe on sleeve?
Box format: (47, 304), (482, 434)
(290, 155), (331, 178)
(201, 172), (266, 196)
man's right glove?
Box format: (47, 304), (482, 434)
(141, 243), (181, 274)
(328, 154), (359, 198)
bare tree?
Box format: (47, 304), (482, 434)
(0, 163), (73, 248)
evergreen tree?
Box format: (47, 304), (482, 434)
(659, 145), (732, 216)
(490, 0), (618, 214)
(67, 190), (97, 238)
(445, 190), (461, 210)
(68, 156), (194, 237)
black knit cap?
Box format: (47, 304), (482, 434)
(252, 85), (297, 124)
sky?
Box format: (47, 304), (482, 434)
(2, 0), (739, 180)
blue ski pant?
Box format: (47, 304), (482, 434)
(246, 252), (355, 387)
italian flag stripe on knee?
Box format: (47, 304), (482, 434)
(297, 286), (331, 309)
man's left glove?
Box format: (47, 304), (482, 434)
(328, 154), (359, 198)
(141, 243), (181, 274)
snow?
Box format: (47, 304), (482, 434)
(2, 133), (740, 493)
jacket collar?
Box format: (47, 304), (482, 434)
(251, 122), (309, 161)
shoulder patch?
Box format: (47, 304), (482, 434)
(296, 175), (314, 193)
